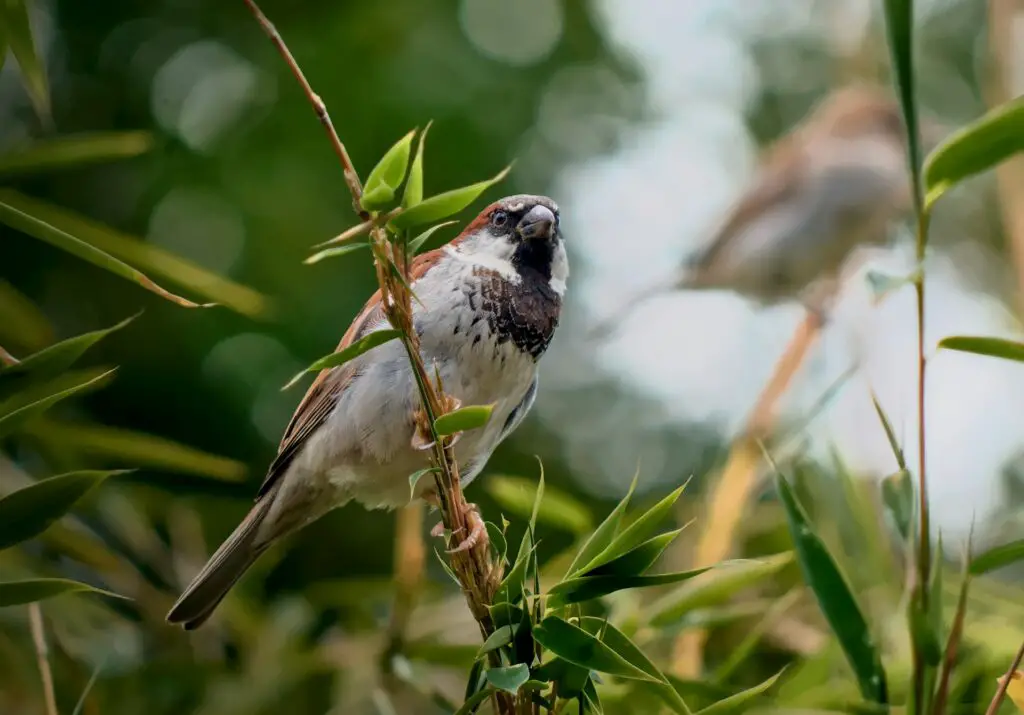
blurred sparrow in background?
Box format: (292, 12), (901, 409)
(168, 195), (567, 629)
(591, 84), (942, 339)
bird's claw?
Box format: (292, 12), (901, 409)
(430, 502), (485, 554)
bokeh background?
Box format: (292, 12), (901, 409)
(4, 0), (1024, 713)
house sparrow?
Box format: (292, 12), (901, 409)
(167, 195), (567, 629)
(590, 84), (929, 338)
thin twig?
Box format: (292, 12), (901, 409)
(383, 502), (426, 667)
(29, 603), (58, 715)
(986, 639), (1024, 715)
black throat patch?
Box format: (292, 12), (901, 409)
(477, 265), (562, 360)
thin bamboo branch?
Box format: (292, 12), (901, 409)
(986, 638), (1024, 715)
(29, 603), (58, 715)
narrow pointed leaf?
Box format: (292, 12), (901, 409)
(0, 190), (267, 316)
(494, 536), (535, 605)
(0, 191), (212, 310)
(774, 471), (887, 703)
(402, 122), (431, 209)
(488, 602), (524, 630)
(0, 578), (124, 607)
(566, 470), (639, 577)
(0, 369), (117, 438)
(408, 221), (456, 255)
(485, 663), (530, 695)
(881, 0), (923, 209)
(870, 390), (907, 470)
(487, 474), (593, 535)
(529, 460), (545, 533)
(575, 482), (688, 575)
(547, 567), (710, 607)
(0, 315), (135, 400)
(932, 564), (971, 715)
(532, 617), (659, 682)
(938, 336), (1024, 363)
(359, 184), (394, 212)
(454, 687), (496, 715)
(361, 130), (415, 211)
(585, 529), (685, 578)
(695, 668), (787, 715)
(408, 467), (439, 501)
(1, 0), (49, 122)
(434, 404), (494, 437)
(0, 131), (154, 177)
(0, 470), (128, 550)
(970, 538), (1024, 575)
(881, 469), (914, 540)
(477, 625), (515, 657)
(924, 97), (1024, 209)
(304, 242), (369, 265)
(284, 330), (402, 390)
(388, 165), (511, 230)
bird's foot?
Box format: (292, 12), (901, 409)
(410, 397), (463, 452)
(429, 502), (486, 554)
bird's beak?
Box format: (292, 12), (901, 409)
(517, 205), (557, 241)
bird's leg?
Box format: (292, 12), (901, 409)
(423, 489), (485, 553)
(410, 396), (463, 452)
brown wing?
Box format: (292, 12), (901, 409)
(688, 133), (809, 273)
(254, 249), (447, 500)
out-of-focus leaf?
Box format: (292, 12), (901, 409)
(0, 280), (53, 350)
(0, 315), (134, 400)
(0, 131), (154, 177)
(565, 470), (639, 577)
(485, 664), (530, 695)
(646, 553), (792, 627)
(453, 686), (496, 715)
(1001, 672), (1024, 713)
(0, 190), (268, 317)
(924, 97), (1024, 209)
(579, 617), (692, 715)
(938, 336), (1024, 364)
(870, 391), (907, 470)
(304, 242), (369, 265)
(477, 625), (515, 657)
(0, 470), (128, 550)
(582, 676), (603, 714)
(970, 538), (1024, 575)
(695, 668), (787, 715)
(774, 471), (888, 703)
(402, 122), (431, 209)
(0, 368), (116, 438)
(389, 165), (511, 230)
(933, 562), (971, 715)
(0, 578), (124, 606)
(0, 22), (7, 74)
(881, 469), (914, 540)
(361, 130), (415, 211)
(488, 602), (524, 630)
(585, 530), (684, 578)
(881, 0), (923, 208)
(532, 657), (590, 699)
(494, 535), (535, 605)
(407, 220), (456, 255)
(0, 0), (50, 122)
(283, 329), (401, 389)
(547, 568), (710, 607)
(434, 403), (494, 437)
(27, 419), (246, 481)
(485, 521), (507, 564)
(0, 366), (112, 415)
(532, 617), (658, 682)
(573, 482), (688, 575)
(487, 474), (593, 536)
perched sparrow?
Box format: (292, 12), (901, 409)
(591, 84), (928, 338)
(168, 195), (567, 629)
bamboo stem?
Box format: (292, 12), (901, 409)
(29, 603), (58, 715)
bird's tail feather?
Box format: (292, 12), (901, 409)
(166, 496), (274, 630)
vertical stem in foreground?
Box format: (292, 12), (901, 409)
(985, 639), (1024, 715)
(29, 603), (58, 715)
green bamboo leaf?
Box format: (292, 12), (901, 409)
(0, 0), (49, 122)
(924, 97), (1024, 210)
(407, 221), (457, 255)
(695, 668), (787, 715)
(932, 551), (972, 715)
(485, 664), (530, 695)
(26, 419), (246, 482)
(388, 165), (511, 231)
(283, 329), (402, 390)
(477, 625), (515, 657)
(434, 404), (494, 437)
(402, 121), (431, 209)
(487, 474), (593, 536)
(774, 471), (888, 703)
(582, 676), (603, 714)
(881, 469), (914, 540)
(0, 190), (268, 317)
(408, 467), (439, 501)
(0, 315), (135, 400)
(453, 687), (496, 715)
(488, 602), (524, 629)
(494, 535), (536, 605)
(532, 617), (659, 682)
(938, 336), (1024, 363)
(870, 390), (907, 470)
(529, 460), (545, 533)
(0, 190), (212, 310)
(565, 469), (639, 577)
(579, 617), (692, 715)
(881, 0), (923, 209)
(0, 368), (117, 438)
(574, 481), (689, 576)
(0, 578), (124, 607)
(304, 242), (369, 266)
(361, 130), (416, 211)
(0, 131), (154, 178)
(585, 529), (685, 578)
(0, 470), (129, 550)
(970, 538), (1024, 575)
(546, 568), (710, 607)
(485, 521), (507, 564)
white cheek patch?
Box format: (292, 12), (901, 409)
(549, 242), (569, 296)
(445, 240), (520, 283)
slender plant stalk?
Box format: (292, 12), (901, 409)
(384, 503), (426, 666)
(241, 2), (507, 710)
(0, 344), (15, 366)
(985, 639), (1024, 715)
(29, 603), (58, 715)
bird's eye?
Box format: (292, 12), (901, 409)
(491, 210), (509, 229)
